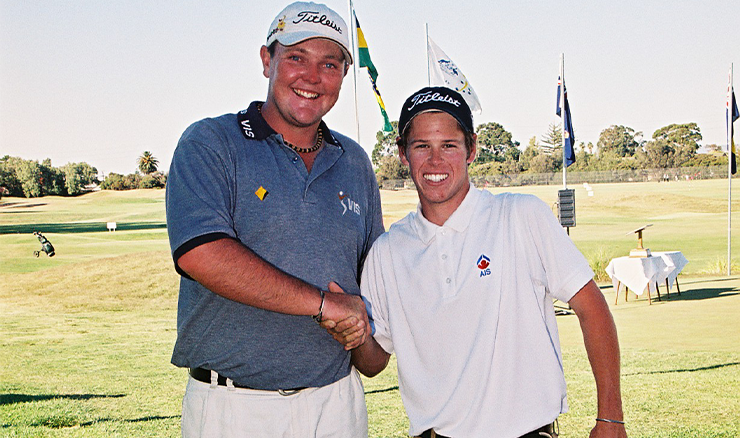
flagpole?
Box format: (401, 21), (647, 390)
(561, 54), (567, 189)
(425, 23), (431, 86)
(729, 63), (734, 276)
(349, 0), (360, 144)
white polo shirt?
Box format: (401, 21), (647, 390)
(361, 185), (594, 438)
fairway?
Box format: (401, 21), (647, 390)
(1, 180), (739, 437)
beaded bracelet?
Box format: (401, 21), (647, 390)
(596, 418), (625, 425)
(312, 289), (325, 323)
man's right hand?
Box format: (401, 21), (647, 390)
(320, 282), (369, 350)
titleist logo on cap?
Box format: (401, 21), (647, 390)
(408, 91), (461, 111)
(294, 10), (343, 34)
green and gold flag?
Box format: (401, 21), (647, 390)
(355, 13), (393, 132)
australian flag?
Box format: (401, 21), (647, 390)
(728, 75), (739, 175)
(556, 76), (576, 167)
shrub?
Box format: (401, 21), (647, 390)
(700, 257), (740, 275)
(586, 247), (619, 283)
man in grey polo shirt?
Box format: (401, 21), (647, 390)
(165, 2), (383, 436)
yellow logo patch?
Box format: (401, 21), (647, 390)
(255, 186), (268, 201)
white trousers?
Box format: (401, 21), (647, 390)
(181, 369), (368, 438)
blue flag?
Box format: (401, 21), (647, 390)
(556, 77), (576, 167)
(728, 80), (739, 174)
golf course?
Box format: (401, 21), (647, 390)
(1, 178), (739, 437)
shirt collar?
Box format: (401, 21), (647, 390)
(238, 101), (341, 147)
(413, 182), (480, 244)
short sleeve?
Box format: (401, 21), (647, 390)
(360, 236), (394, 354)
(165, 121), (238, 273)
(360, 163), (385, 269)
(517, 195), (594, 302)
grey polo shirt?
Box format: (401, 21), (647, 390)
(165, 101), (384, 390)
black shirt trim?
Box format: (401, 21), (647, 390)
(173, 232), (234, 279)
(237, 101), (341, 147)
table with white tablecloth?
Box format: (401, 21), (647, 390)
(605, 252), (687, 304)
(651, 251), (689, 294)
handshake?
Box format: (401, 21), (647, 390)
(317, 282), (370, 350)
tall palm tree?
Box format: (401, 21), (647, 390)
(137, 151), (159, 174)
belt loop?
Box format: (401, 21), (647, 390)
(226, 378), (236, 392)
(209, 369), (218, 389)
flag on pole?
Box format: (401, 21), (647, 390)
(728, 70), (739, 175)
(556, 76), (576, 167)
(354, 13), (393, 132)
(427, 36), (482, 113)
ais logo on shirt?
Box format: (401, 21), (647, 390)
(477, 254), (491, 277)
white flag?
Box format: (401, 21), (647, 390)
(427, 36), (482, 113)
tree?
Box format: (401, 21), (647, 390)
(518, 136), (559, 173)
(61, 162), (99, 195)
(125, 172), (143, 189)
(597, 125), (641, 157)
(651, 123), (701, 166)
(137, 151), (159, 174)
(470, 155), (522, 177)
(636, 139), (675, 169)
(704, 143), (724, 154)
(101, 173), (128, 190)
(540, 123), (563, 155)
(140, 171), (167, 189)
(101, 170), (165, 190)
(371, 121), (399, 166)
(652, 123), (702, 148)
(567, 143), (595, 171)
(375, 154), (408, 182)
(0, 156), (100, 197)
(40, 158), (65, 196)
(2, 156), (60, 197)
(527, 153), (560, 174)
(10, 158), (42, 198)
(685, 152), (727, 167)
(64, 168), (81, 195)
(501, 156), (523, 175)
(519, 137), (540, 172)
(591, 150), (637, 171)
(0, 156), (21, 196)
(469, 161), (503, 177)
(474, 122), (519, 165)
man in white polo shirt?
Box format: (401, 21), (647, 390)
(325, 86), (626, 438)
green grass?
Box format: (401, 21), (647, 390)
(1, 189), (168, 274)
(557, 275), (740, 436)
(0, 252), (182, 437)
(2, 180), (740, 437)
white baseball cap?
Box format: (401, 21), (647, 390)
(266, 1), (353, 65)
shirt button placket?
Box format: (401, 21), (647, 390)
(438, 228), (454, 298)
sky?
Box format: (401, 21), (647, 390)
(2, 0), (739, 175)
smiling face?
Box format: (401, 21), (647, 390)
(260, 38), (347, 133)
(399, 111), (477, 226)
